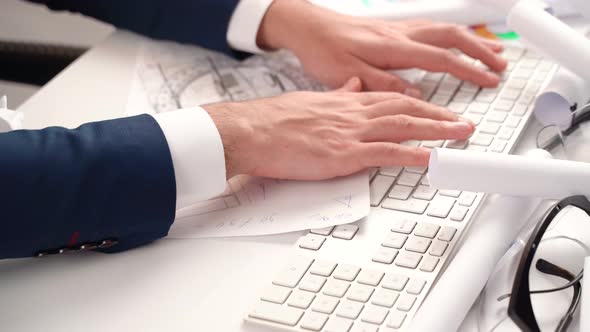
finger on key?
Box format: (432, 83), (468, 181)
(360, 115), (474, 143)
(396, 41), (500, 87)
(357, 143), (431, 167)
(365, 97), (459, 121)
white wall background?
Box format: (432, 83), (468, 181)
(0, 0), (114, 108)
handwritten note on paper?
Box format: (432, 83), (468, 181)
(168, 172), (370, 238)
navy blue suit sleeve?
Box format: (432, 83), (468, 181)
(0, 115), (176, 259)
(28, 0), (242, 56)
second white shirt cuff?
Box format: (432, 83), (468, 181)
(227, 0), (274, 54)
(152, 107), (227, 210)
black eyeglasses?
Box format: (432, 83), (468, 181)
(503, 195), (590, 332)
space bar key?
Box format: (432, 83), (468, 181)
(382, 198), (429, 214)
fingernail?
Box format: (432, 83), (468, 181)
(404, 87), (422, 99)
(486, 72), (500, 83)
(452, 121), (474, 133)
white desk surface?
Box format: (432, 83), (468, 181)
(0, 30), (555, 332)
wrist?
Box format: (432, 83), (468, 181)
(202, 103), (255, 179)
(257, 0), (319, 51)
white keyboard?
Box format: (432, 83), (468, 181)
(245, 46), (558, 332)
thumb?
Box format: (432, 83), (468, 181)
(335, 77), (363, 92)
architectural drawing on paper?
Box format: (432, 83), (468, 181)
(134, 41), (325, 114)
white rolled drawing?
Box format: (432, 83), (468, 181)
(506, 1), (590, 83)
(428, 148), (590, 199)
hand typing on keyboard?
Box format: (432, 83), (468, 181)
(205, 77), (475, 181)
(257, 0), (507, 94)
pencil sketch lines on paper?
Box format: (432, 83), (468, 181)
(134, 41), (325, 114)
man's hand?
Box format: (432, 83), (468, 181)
(257, 0), (508, 96)
(203, 78), (475, 180)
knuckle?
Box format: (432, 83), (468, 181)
(392, 114), (413, 129)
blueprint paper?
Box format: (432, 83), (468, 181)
(126, 39), (369, 238)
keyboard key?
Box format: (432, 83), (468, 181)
(400, 140), (420, 147)
(490, 139), (507, 153)
(424, 72), (445, 83)
(382, 232), (408, 249)
(498, 127), (515, 140)
(421, 140), (445, 148)
(380, 166), (403, 177)
(386, 311), (407, 329)
(332, 225), (359, 240)
(437, 226), (457, 242)
(406, 279), (427, 295)
(405, 166), (427, 174)
(505, 116), (521, 128)
(369, 168), (378, 181)
(288, 290), (316, 309)
(487, 110), (509, 123)
(300, 274), (327, 293)
(371, 289), (399, 308)
(450, 205), (469, 222)
(361, 305), (389, 325)
(413, 185), (437, 201)
(420, 256), (440, 272)
(391, 219), (416, 234)
(273, 256), (314, 288)
(506, 78), (527, 89)
(414, 222), (440, 238)
(397, 171), (422, 187)
(323, 280), (350, 298)
(337, 300), (364, 320)
(445, 139), (468, 149)
(382, 198), (429, 215)
(395, 251), (422, 269)
(249, 301), (304, 326)
(500, 88), (521, 101)
(388, 185), (413, 200)
(299, 234), (326, 250)
(503, 47), (524, 61)
(439, 189), (461, 198)
(300, 311), (329, 331)
(453, 90), (477, 103)
(463, 113), (482, 125)
(429, 240), (449, 257)
(372, 248), (398, 264)
(313, 295), (341, 314)
(448, 101), (468, 114)
(350, 322), (378, 332)
(310, 226), (335, 236)
(471, 133), (494, 146)
(512, 103), (528, 116)
(431, 93), (451, 106)
(467, 102), (489, 114)
(458, 192), (477, 207)
(479, 122), (501, 134)
(382, 274), (409, 291)
(513, 68), (534, 79)
(476, 91), (497, 103)
(495, 100), (514, 112)
(426, 197), (455, 218)
(396, 294), (417, 312)
(324, 316), (353, 332)
(310, 261), (338, 277)
(370, 175), (395, 206)
(357, 270), (385, 286)
(261, 285), (292, 304)
(417, 81), (438, 100)
(334, 264), (361, 281)
(347, 284), (375, 303)
(405, 237), (432, 253)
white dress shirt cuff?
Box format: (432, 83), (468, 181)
(152, 108), (227, 210)
(227, 0), (274, 54)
